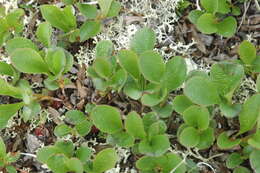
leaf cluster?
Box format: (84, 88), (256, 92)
(188, 0), (239, 37)
(37, 140), (118, 173)
(0, 137), (20, 173)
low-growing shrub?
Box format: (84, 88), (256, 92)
(188, 0), (238, 37)
(37, 140), (118, 173)
(0, 137), (20, 173)
(88, 28), (187, 118)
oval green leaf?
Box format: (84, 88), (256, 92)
(90, 105), (123, 134)
(11, 48), (49, 74)
(139, 50), (165, 83)
(184, 76), (220, 106)
(130, 27), (156, 54)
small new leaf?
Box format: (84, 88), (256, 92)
(238, 40), (257, 65)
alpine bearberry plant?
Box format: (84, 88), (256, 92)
(88, 28), (187, 118)
(188, 0), (238, 37)
(36, 140), (118, 173)
(0, 137), (20, 173)
(40, 0), (120, 43)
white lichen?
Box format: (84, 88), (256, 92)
(0, 0), (18, 13)
(76, 0), (195, 67)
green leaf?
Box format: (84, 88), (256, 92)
(183, 105), (210, 130)
(80, 20), (101, 42)
(184, 76), (220, 106)
(44, 78), (59, 91)
(55, 140), (74, 158)
(252, 56), (260, 73)
(250, 150), (260, 173)
(66, 158), (83, 173)
(92, 148), (118, 173)
(239, 94), (260, 134)
(5, 165), (17, 173)
(216, 16), (237, 37)
(139, 50), (165, 83)
(6, 152), (20, 163)
(65, 110), (86, 125)
(234, 166), (251, 173)
(125, 111), (146, 139)
(172, 95), (194, 114)
(75, 120), (92, 136)
(219, 102), (241, 118)
(197, 13), (218, 34)
(6, 37), (38, 54)
(77, 3), (97, 19)
(93, 58), (113, 79)
(0, 137), (6, 158)
(123, 78), (142, 100)
(217, 0), (230, 14)
(107, 131), (135, 147)
(248, 131), (260, 149)
(54, 124), (72, 137)
(107, 0), (121, 17)
(76, 146), (92, 162)
(11, 48), (49, 74)
(142, 112), (158, 133)
(139, 135), (170, 156)
(62, 0), (74, 5)
(0, 79), (22, 99)
(92, 78), (107, 91)
(37, 146), (61, 163)
(47, 154), (69, 173)
(201, 0), (218, 13)
(210, 61), (244, 97)
(40, 5), (76, 32)
(141, 88), (167, 107)
(98, 0), (113, 17)
(36, 22), (52, 47)
(136, 154), (186, 173)
(0, 61), (15, 76)
(226, 153), (243, 169)
(21, 102), (41, 122)
(161, 153), (186, 173)
(0, 102), (24, 130)
(64, 50), (74, 73)
(152, 103), (174, 118)
(217, 132), (241, 149)
(109, 68), (127, 90)
(6, 9), (24, 33)
(188, 10), (204, 24)
(238, 40), (257, 65)
(231, 6), (241, 16)
(164, 56), (187, 91)
(95, 40), (114, 58)
(186, 70), (209, 81)
(179, 127), (200, 147)
(257, 75), (260, 92)
(148, 121), (167, 136)
(196, 127), (215, 149)
(45, 48), (66, 75)
(136, 156), (156, 171)
(130, 27), (156, 54)
(90, 105), (123, 134)
(118, 50), (140, 80)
